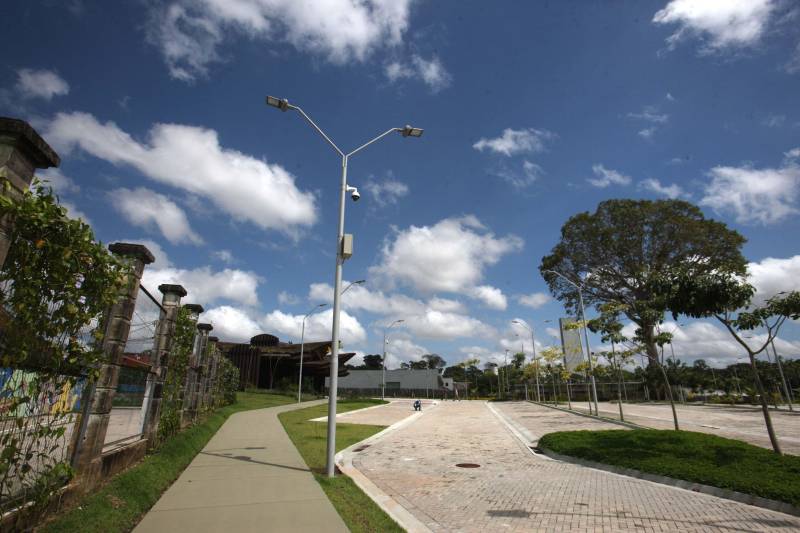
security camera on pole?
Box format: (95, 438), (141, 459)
(266, 95), (422, 477)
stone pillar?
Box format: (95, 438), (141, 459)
(179, 304), (202, 428)
(0, 117), (60, 268)
(142, 284), (186, 446)
(193, 323), (213, 417)
(207, 336), (220, 407)
(70, 243), (154, 481)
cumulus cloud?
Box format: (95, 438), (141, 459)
(36, 168), (80, 194)
(213, 249), (234, 263)
(203, 305), (262, 342)
(277, 290), (301, 306)
(473, 128), (554, 157)
(516, 292), (551, 309)
(402, 310), (495, 341)
(147, 0), (415, 81)
(16, 68), (69, 100)
(469, 285), (507, 310)
(60, 201), (91, 224)
(427, 297), (466, 314)
(261, 308), (366, 345)
(142, 265), (262, 307)
(653, 0), (776, 52)
(45, 112), (317, 235)
(700, 159), (800, 225)
(747, 255), (800, 306)
(588, 164), (632, 188)
(384, 337), (430, 368)
(638, 178), (687, 199)
(363, 177), (409, 207)
(385, 54), (452, 92)
(369, 215), (523, 300)
(111, 187), (203, 245)
(492, 160), (544, 189)
(628, 105), (669, 124)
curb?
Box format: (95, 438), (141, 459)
(335, 410), (434, 533)
(527, 400), (648, 430)
(537, 447), (800, 518)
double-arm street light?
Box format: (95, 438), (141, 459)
(542, 269), (599, 416)
(512, 319), (541, 403)
(382, 319), (405, 400)
(298, 303), (328, 403)
(266, 95), (423, 477)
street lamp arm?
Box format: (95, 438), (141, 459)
(543, 269), (581, 291)
(291, 105), (345, 157)
(347, 128), (403, 158)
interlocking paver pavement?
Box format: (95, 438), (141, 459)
(568, 401), (800, 454)
(352, 401), (800, 532)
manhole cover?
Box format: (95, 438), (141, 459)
(455, 463), (481, 468)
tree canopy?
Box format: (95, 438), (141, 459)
(540, 199), (747, 364)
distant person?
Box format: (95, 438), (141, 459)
(413, 399), (421, 411)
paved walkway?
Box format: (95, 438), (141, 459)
(351, 401), (800, 532)
(134, 400), (348, 533)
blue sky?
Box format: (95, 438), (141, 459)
(2, 0), (799, 369)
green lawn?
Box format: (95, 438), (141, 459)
(278, 400), (404, 533)
(41, 392), (296, 533)
(538, 429), (800, 506)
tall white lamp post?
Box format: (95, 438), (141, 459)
(512, 319), (541, 403)
(382, 319), (405, 400)
(266, 95), (422, 477)
(298, 303), (328, 403)
(543, 269), (599, 416)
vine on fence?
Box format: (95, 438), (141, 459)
(0, 181), (127, 520)
(218, 357), (239, 405)
(158, 307), (194, 442)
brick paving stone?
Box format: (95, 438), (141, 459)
(352, 401), (800, 532)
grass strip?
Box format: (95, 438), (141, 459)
(279, 400), (404, 533)
(40, 392), (296, 533)
(538, 429), (800, 507)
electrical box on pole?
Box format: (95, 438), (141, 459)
(341, 234), (353, 260)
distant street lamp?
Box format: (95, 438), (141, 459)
(542, 269), (599, 416)
(298, 303), (328, 403)
(382, 319), (405, 400)
(267, 95), (423, 478)
(512, 320), (541, 403)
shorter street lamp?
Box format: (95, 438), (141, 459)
(382, 319), (405, 400)
(512, 319), (541, 403)
(298, 303), (328, 403)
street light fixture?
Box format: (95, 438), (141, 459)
(542, 269), (599, 416)
(512, 319), (541, 403)
(298, 303), (328, 403)
(267, 95), (423, 477)
(382, 319), (405, 400)
(342, 279), (366, 295)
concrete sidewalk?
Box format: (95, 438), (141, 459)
(134, 400), (348, 533)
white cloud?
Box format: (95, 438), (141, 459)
(588, 164), (632, 188)
(638, 178), (687, 199)
(785, 147), (800, 162)
(427, 297), (466, 314)
(517, 292), (551, 309)
(148, 0), (415, 81)
(203, 305), (262, 342)
(370, 215), (523, 298)
(700, 160), (800, 225)
(469, 285), (507, 310)
(384, 54), (452, 92)
(638, 127), (657, 140)
(666, 92), (676, 101)
(277, 290), (301, 306)
(261, 308), (366, 345)
(363, 178), (409, 207)
(787, 42), (800, 74)
(309, 281), (425, 316)
(213, 249), (234, 263)
(36, 168), (80, 194)
(60, 200), (91, 224)
(142, 265), (262, 307)
(16, 68), (69, 100)
(402, 310), (495, 341)
(653, 0), (776, 52)
(473, 128), (554, 157)
(111, 187), (203, 245)
(747, 255), (800, 306)
(384, 337), (430, 368)
(493, 160), (544, 189)
(45, 112), (317, 235)
(628, 105), (668, 124)
(762, 114), (786, 128)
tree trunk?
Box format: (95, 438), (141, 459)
(613, 343), (624, 422)
(747, 353), (782, 455)
(657, 359), (679, 430)
(638, 322), (660, 367)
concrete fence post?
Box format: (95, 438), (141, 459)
(178, 304), (202, 427)
(70, 243), (154, 484)
(142, 284), (186, 446)
(207, 336), (220, 407)
(0, 117), (60, 269)
(194, 323), (213, 417)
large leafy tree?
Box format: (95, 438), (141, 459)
(540, 199), (746, 366)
